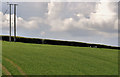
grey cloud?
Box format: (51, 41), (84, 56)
(66, 27), (99, 37)
(17, 2), (48, 19)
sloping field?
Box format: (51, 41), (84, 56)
(2, 41), (118, 75)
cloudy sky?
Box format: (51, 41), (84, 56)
(1, 1), (119, 46)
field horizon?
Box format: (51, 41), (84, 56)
(1, 35), (119, 50)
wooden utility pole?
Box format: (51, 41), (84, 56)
(9, 4), (12, 42)
(14, 4), (17, 42)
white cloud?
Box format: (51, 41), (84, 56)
(90, 2), (117, 24)
(1, 12), (42, 30)
(46, 2), (118, 38)
(17, 17), (39, 29)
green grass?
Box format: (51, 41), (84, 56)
(2, 41), (118, 75)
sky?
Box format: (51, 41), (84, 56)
(1, 1), (119, 46)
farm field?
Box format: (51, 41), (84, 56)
(2, 41), (118, 75)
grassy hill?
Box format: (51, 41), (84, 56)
(2, 41), (118, 75)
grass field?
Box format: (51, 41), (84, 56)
(2, 41), (118, 75)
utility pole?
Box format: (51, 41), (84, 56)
(9, 3), (17, 42)
(9, 4), (12, 42)
(14, 4), (17, 42)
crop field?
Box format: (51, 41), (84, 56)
(2, 41), (118, 75)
